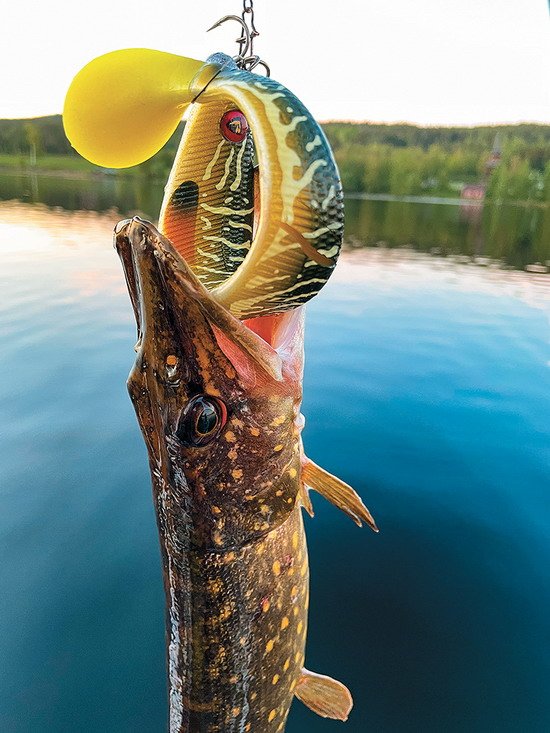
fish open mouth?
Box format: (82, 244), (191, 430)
(114, 217), (304, 386)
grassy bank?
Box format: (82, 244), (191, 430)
(0, 153), (101, 174)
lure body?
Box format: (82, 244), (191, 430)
(65, 47), (376, 732)
(160, 54), (344, 319)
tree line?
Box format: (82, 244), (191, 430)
(1, 115), (549, 202)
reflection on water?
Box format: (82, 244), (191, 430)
(0, 171), (164, 223)
(1, 171), (549, 271)
(345, 196), (550, 272)
(1, 194), (550, 732)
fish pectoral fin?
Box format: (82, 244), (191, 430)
(302, 458), (378, 531)
(298, 482), (314, 518)
(294, 668), (353, 721)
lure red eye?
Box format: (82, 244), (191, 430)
(220, 110), (249, 143)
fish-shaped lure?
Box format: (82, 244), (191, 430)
(64, 48), (377, 732)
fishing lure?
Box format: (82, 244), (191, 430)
(64, 14), (377, 732)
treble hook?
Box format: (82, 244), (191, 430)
(207, 15), (251, 61)
(242, 55), (271, 77)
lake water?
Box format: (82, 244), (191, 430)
(1, 173), (549, 732)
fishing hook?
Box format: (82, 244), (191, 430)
(242, 55), (271, 77)
(207, 1), (271, 76)
(207, 15), (251, 64)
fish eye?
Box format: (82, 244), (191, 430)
(176, 395), (227, 447)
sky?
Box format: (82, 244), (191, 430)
(1, 0), (549, 125)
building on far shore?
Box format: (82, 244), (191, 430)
(460, 133), (502, 202)
(461, 184), (486, 201)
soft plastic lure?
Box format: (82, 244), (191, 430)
(64, 43), (377, 733)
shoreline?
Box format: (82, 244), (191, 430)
(0, 166), (547, 208)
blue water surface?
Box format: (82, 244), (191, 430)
(0, 200), (549, 732)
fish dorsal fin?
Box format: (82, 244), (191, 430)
(302, 458), (378, 531)
(294, 668), (353, 721)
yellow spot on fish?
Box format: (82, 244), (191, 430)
(228, 448), (238, 460)
(297, 621), (303, 634)
(301, 561), (308, 576)
(211, 506), (222, 515)
(223, 551), (236, 563)
(207, 579), (222, 595)
(213, 531), (223, 546)
(231, 418), (244, 428)
(274, 444), (284, 452)
(225, 364), (236, 379)
(290, 679), (297, 692)
(219, 605), (232, 621)
(231, 468), (243, 480)
(286, 497), (293, 504)
(281, 616), (289, 630)
(239, 636), (247, 647)
(295, 651), (301, 663)
(257, 542), (265, 555)
(229, 675), (238, 684)
(250, 427), (260, 437)
(292, 532), (299, 549)
(260, 504), (270, 515)
(231, 707), (241, 717)
(276, 490), (283, 497)
(273, 560), (281, 576)
(283, 657), (290, 672)
(261, 599), (270, 613)
(268, 709), (278, 722)
(291, 585), (298, 597)
(272, 674), (280, 685)
(293, 606), (299, 617)
(266, 639), (275, 653)
(244, 724), (251, 732)
(270, 415), (286, 426)
(224, 431), (237, 442)
(289, 467), (297, 478)
(166, 354), (177, 366)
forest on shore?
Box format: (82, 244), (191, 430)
(1, 115), (549, 202)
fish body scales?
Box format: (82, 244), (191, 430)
(175, 508), (308, 732)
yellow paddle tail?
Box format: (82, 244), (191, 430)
(63, 49), (203, 168)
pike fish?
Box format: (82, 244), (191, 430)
(65, 49), (378, 732)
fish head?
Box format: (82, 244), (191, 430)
(115, 217), (305, 548)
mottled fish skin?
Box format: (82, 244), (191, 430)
(115, 219), (310, 732)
